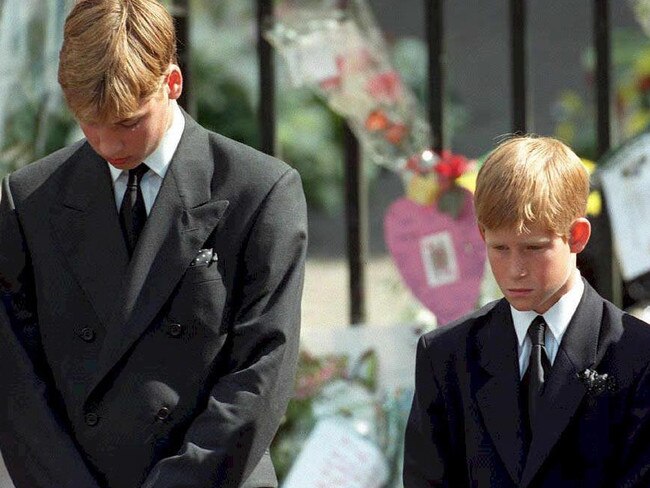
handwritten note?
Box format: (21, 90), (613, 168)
(282, 417), (388, 488)
(599, 134), (650, 280)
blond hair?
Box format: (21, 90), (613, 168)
(58, 0), (177, 123)
(474, 135), (589, 237)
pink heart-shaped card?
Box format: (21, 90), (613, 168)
(384, 188), (486, 325)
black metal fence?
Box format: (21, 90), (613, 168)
(175, 0), (621, 324)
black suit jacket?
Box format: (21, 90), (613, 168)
(0, 112), (307, 488)
(403, 280), (650, 487)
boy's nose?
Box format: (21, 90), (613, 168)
(96, 133), (124, 159)
(510, 257), (527, 278)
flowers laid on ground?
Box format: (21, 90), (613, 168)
(271, 349), (413, 487)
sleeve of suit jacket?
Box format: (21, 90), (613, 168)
(142, 168), (307, 488)
(0, 177), (102, 488)
(403, 335), (453, 487)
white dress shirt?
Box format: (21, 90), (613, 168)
(511, 274), (585, 378)
(108, 101), (185, 214)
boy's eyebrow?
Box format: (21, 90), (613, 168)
(484, 235), (552, 245)
(520, 236), (553, 246)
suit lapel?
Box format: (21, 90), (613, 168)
(50, 144), (129, 326)
(474, 299), (527, 485)
(519, 281), (604, 487)
(91, 116), (229, 396)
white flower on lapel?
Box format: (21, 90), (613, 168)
(577, 368), (616, 395)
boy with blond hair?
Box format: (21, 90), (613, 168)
(403, 136), (650, 487)
(0, 1), (306, 487)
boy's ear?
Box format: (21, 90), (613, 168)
(165, 64), (183, 101)
(568, 217), (591, 253)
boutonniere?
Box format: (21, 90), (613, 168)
(577, 368), (616, 395)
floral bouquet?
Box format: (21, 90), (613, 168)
(271, 349), (413, 487)
(264, 0), (432, 173)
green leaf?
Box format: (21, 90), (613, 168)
(437, 185), (466, 219)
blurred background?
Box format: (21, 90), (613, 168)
(1, 0), (646, 328)
(2, 0), (650, 486)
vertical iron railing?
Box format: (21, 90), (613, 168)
(426, 0), (444, 153)
(171, 0), (193, 115)
(507, 0), (617, 304)
(255, 0), (367, 324)
(344, 125), (367, 325)
(250, 0), (619, 321)
(257, 0), (277, 157)
(340, 0), (367, 324)
(592, 0), (621, 306)
(595, 0), (611, 159)
(511, 0), (527, 133)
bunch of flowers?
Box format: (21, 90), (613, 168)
(264, 0), (431, 173)
(403, 149), (475, 218)
(270, 349), (413, 487)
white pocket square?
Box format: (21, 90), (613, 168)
(190, 248), (217, 267)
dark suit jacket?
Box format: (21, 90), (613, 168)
(0, 112), (307, 488)
(403, 280), (650, 487)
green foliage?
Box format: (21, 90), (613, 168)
(552, 28), (650, 159)
(192, 52), (260, 148)
(277, 89), (348, 212)
(0, 97), (76, 174)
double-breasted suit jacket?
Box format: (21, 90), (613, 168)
(0, 112), (307, 488)
(403, 280), (650, 487)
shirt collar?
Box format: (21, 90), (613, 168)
(108, 101), (185, 183)
(511, 272), (585, 347)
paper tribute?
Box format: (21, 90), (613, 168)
(282, 417), (389, 488)
(598, 132), (650, 281)
(384, 188), (486, 325)
(420, 231), (460, 288)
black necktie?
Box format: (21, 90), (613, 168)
(119, 164), (149, 256)
(523, 315), (551, 431)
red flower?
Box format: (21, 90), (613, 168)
(319, 75), (341, 91)
(434, 151), (469, 180)
(405, 154), (422, 173)
(384, 123), (407, 145)
(365, 110), (390, 131)
(366, 71), (402, 102)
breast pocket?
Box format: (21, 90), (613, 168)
(185, 249), (222, 284)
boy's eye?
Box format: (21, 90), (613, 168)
(120, 118), (141, 128)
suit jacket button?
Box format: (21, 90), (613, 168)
(168, 323), (182, 337)
(80, 327), (95, 342)
(84, 412), (99, 426)
(156, 407), (171, 421)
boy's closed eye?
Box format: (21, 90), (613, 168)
(526, 245), (545, 251)
(120, 118), (141, 129)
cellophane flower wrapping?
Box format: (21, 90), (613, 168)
(264, 0), (434, 173)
